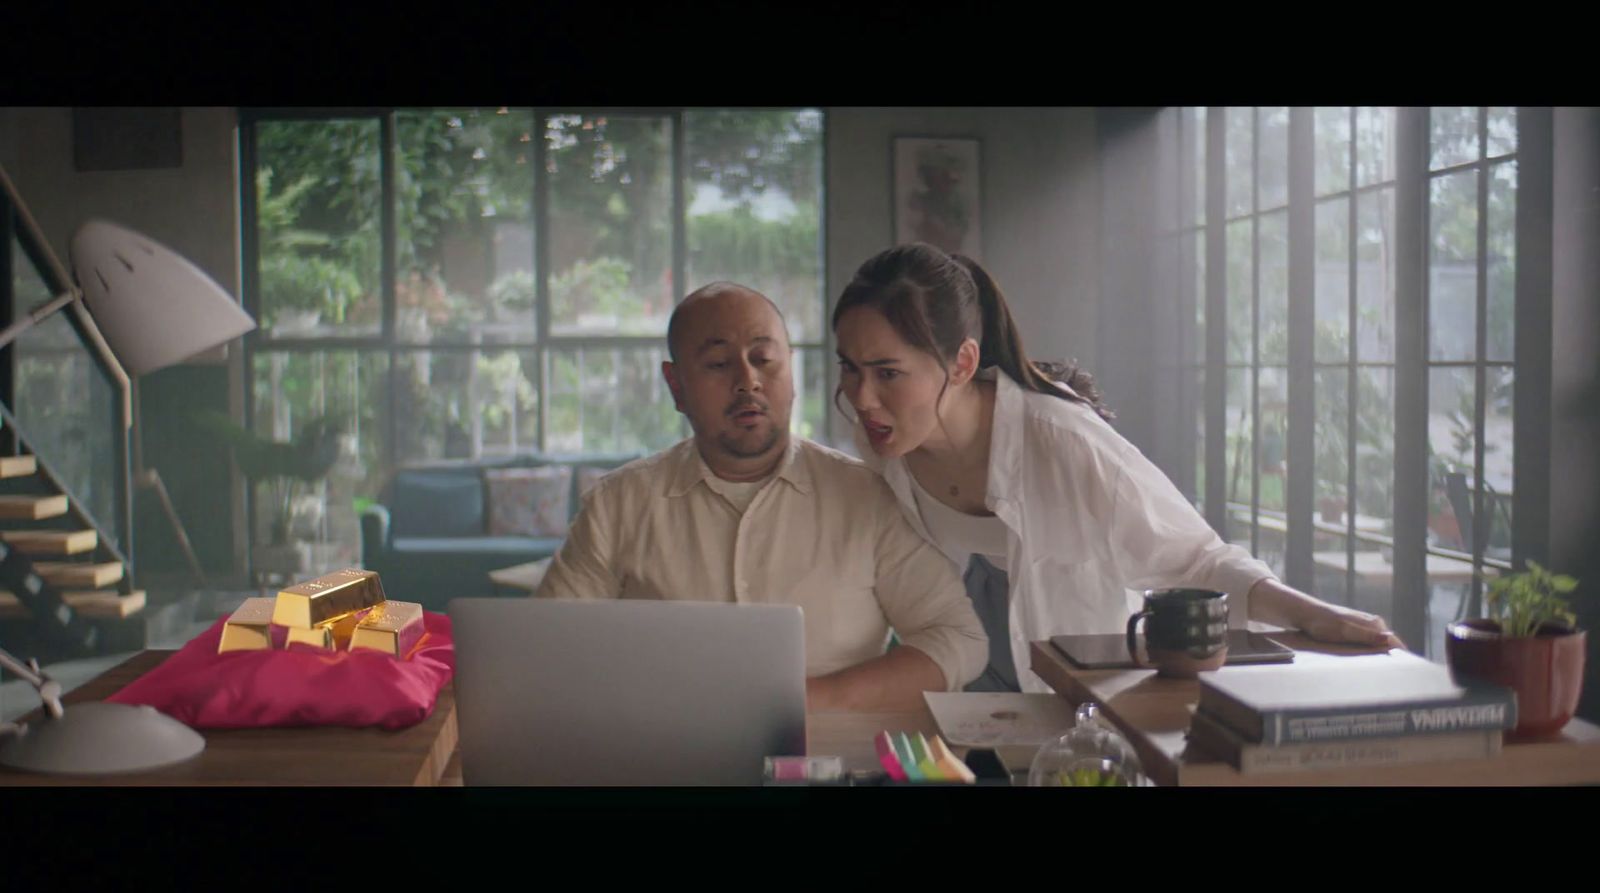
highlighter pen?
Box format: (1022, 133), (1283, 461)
(874, 731), (909, 782)
(927, 734), (978, 784)
(911, 732), (949, 781)
(892, 732), (926, 782)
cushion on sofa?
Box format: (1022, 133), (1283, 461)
(389, 467), (485, 538)
(485, 466), (573, 537)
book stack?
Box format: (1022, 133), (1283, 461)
(1187, 660), (1518, 775)
(217, 568), (427, 658)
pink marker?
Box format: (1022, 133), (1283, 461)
(874, 730), (909, 781)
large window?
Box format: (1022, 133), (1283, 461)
(1164, 107), (1521, 660)
(241, 108), (825, 563)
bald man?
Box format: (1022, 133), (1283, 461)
(537, 282), (987, 711)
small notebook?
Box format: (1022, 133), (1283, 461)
(1051, 629), (1295, 670)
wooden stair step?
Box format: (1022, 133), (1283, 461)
(0, 455), (38, 479)
(0, 495), (68, 520)
(0, 528), (98, 556)
(0, 589), (145, 620)
(32, 561), (125, 588)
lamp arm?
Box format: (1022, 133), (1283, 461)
(0, 645), (65, 723)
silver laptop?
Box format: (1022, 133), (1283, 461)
(449, 598), (807, 786)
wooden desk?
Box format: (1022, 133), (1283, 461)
(0, 649), (949, 786)
(1029, 634), (1600, 786)
(0, 651), (458, 787)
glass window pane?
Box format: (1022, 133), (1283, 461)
(1226, 220), (1252, 363)
(1312, 533), (1354, 608)
(1193, 228), (1207, 355)
(1258, 211), (1288, 364)
(1427, 365), (1477, 552)
(685, 109), (824, 343)
(1314, 368), (1350, 521)
(1315, 107), (1351, 197)
(1484, 366), (1514, 559)
(1258, 366), (1287, 512)
(1487, 161), (1516, 362)
(394, 108), (536, 346)
(391, 349), (534, 463)
(1354, 107), (1397, 187)
(545, 347), (683, 454)
(792, 347), (826, 444)
(546, 114), (674, 337)
(1356, 186), (1397, 363)
(254, 118), (382, 339)
(1486, 107), (1517, 158)
(1190, 107), (1207, 227)
(1257, 107), (1289, 211)
(1225, 107), (1253, 218)
(1430, 106), (1481, 170)
(250, 350), (387, 566)
(1354, 367), (1395, 534)
(1224, 367), (1254, 533)
(1193, 365), (1207, 514)
(1315, 197), (1350, 364)
(1429, 171), (1480, 362)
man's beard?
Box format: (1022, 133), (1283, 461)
(717, 423), (783, 459)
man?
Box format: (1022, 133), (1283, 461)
(537, 282), (987, 711)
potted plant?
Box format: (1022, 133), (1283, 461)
(1446, 560), (1586, 739)
(192, 410), (347, 549)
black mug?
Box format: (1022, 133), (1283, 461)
(1125, 589), (1229, 678)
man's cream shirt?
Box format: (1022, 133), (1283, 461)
(537, 436), (988, 690)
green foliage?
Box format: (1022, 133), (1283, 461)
(249, 108), (822, 467)
(550, 257), (634, 323)
(191, 410), (346, 484)
(688, 204), (820, 278)
(488, 270), (536, 312)
(191, 409), (350, 544)
(1486, 560), (1580, 638)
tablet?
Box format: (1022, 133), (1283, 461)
(1050, 629), (1295, 670)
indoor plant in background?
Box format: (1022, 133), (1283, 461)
(1446, 560), (1586, 739)
(192, 410), (348, 574)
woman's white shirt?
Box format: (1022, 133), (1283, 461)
(853, 367), (1276, 693)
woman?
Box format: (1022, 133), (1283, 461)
(832, 242), (1401, 693)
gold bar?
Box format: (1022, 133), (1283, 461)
(283, 610), (364, 651)
(272, 568), (386, 628)
(218, 597), (278, 653)
(349, 601), (426, 658)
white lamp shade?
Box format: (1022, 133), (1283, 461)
(69, 219), (256, 376)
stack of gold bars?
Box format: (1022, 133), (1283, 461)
(217, 568), (427, 658)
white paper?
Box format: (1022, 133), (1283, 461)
(923, 692), (1077, 747)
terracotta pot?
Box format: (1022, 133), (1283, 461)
(1445, 619), (1587, 739)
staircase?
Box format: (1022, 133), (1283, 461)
(0, 450), (146, 664)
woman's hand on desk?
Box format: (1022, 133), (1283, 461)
(1297, 601), (1405, 650)
(1247, 577), (1405, 650)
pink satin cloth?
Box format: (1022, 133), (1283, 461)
(107, 611), (454, 730)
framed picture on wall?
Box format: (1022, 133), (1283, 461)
(892, 136), (983, 261)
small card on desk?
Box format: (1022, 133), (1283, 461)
(923, 690), (1076, 763)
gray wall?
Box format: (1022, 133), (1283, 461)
(823, 107), (1100, 443)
